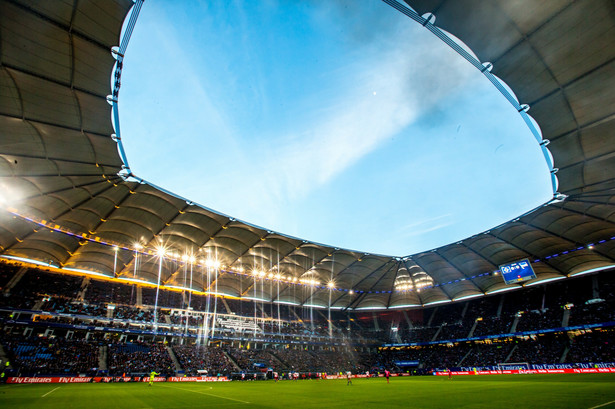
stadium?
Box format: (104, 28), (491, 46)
(0, 0), (614, 408)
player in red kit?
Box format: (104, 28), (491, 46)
(384, 369), (390, 384)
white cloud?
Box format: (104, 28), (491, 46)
(399, 214), (453, 232)
(234, 22), (477, 211)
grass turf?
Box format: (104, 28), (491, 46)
(2, 374), (615, 409)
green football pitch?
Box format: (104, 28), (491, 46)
(2, 374), (615, 409)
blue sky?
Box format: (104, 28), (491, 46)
(119, 0), (553, 257)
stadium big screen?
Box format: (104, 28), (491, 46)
(499, 259), (537, 285)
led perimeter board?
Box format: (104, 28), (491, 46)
(499, 259), (536, 285)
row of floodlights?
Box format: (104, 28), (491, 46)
(130, 243), (339, 288)
(8, 209), (615, 297)
(138, 246), (339, 289)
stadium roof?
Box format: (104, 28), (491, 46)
(0, 0), (614, 310)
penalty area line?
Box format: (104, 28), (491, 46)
(41, 386), (61, 397)
(159, 385), (250, 404)
(589, 400), (615, 409)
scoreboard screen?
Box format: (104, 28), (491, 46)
(499, 259), (536, 285)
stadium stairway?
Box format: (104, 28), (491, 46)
(393, 328), (402, 344)
(136, 286), (143, 307)
(0, 343), (12, 370)
(3, 267), (28, 293)
(223, 351), (242, 372)
(559, 345), (571, 364)
(99, 345), (108, 371)
(316, 310), (343, 333)
(166, 345), (182, 372)
(418, 350), (437, 369)
(510, 315), (521, 333)
(457, 347), (473, 367)
(266, 351), (286, 370)
(289, 308), (303, 324)
(255, 303), (270, 320)
(76, 278), (90, 300)
(221, 298), (232, 314)
(562, 309), (571, 327)
(372, 313), (380, 331)
(427, 307), (438, 327)
(252, 350), (286, 371)
(431, 324), (444, 342)
(504, 345), (518, 363)
(467, 320), (479, 338)
(349, 314), (366, 331)
(402, 311), (413, 329)
(270, 351), (291, 371)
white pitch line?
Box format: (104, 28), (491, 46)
(588, 400), (615, 409)
(41, 386), (61, 397)
(160, 385), (250, 404)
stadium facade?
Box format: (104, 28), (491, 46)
(0, 0), (614, 378)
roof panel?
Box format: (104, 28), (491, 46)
(566, 62), (615, 127)
(0, 2), (71, 82)
(528, 0), (615, 86)
(77, 91), (115, 137)
(493, 41), (558, 104)
(580, 120), (615, 160)
(72, 0), (134, 48)
(0, 68), (23, 117)
(425, 0), (523, 62)
(12, 0), (75, 26)
(73, 36), (116, 96)
(10, 69), (81, 129)
(498, 0), (571, 34)
(529, 90), (576, 139)
(0, 116), (46, 159)
(547, 132), (583, 170)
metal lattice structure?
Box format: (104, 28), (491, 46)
(0, 0), (613, 310)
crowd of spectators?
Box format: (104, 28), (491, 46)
(516, 308), (563, 332)
(461, 342), (511, 367)
(39, 297), (107, 316)
(437, 323), (469, 340)
(107, 342), (174, 375)
(472, 315), (513, 336)
(0, 268), (83, 310)
(2, 325), (614, 377)
(142, 287), (183, 308)
(114, 305), (155, 322)
(169, 313), (202, 326)
(85, 280), (136, 305)
(172, 344), (235, 375)
(227, 348), (279, 371)
(16, 269), (82, 298)
(269, 348), (362, 373)
(569, 302), (615, 326)
(506, 334), (567, 364)
(1, 332), (100, 376)
(398, 326), (439, 343)
(1, 262), (615, 376)
(567, 329), (615, 363)
(0, 261), (20, 290)
(378, 328), (615, 371)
